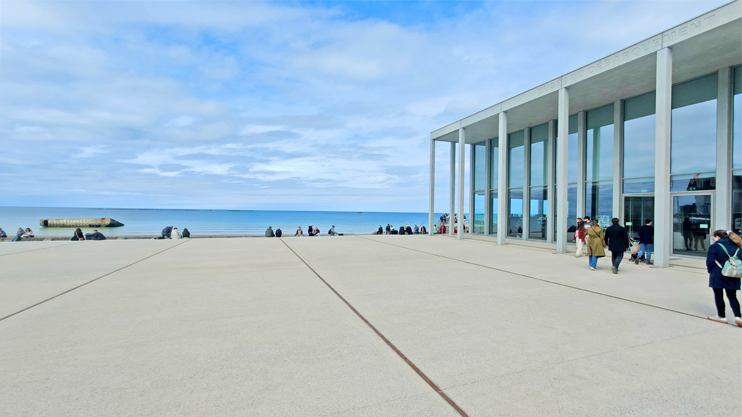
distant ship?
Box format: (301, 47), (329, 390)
(40, 218), (125, 228)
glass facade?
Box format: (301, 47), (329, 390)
(473, 192), (485, 234)
(490, 190), (498, 236)
(509, 131), (525, 188)
(490, 139), (499, 236)
(586, 181), (613, 228)
(529, 186), (547, 240)
(508, 188), (523, 237)
(671, 74), (717, 182)
(530, 123), (549, 187)
(733, 66), (742, 235)
(556, 115), (579, 242)
(473, 142), (486, 192)
(624, 92), (655, 193)
(586, 104), (614, 182)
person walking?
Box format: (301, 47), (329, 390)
(706, 230), (742, 327)
(586, 219), (606, 271)
(636, 219), (654, 265)
(265, 226), (274, 237)
(605, 218), (630, 274)
(575, 218), (586, 257)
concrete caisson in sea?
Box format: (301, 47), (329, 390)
(40, 218), (125, 228)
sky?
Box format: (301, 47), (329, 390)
(0, 0), (729, 212)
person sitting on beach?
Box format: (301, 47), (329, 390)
(161, 226), (173, 239)
(377, 225), (383, 235)
(386, 224), (391, 235)
(275, 227), (282, 237)
(265, 226), (274, 237)
(0, 228), (6, 238)
(405, 224), (413, 235)
(391, 226), (398, 235)
(90, 230), (107, 240)
(414, 224), (419, 234)
(421, 225), (427, 234)
(71, 228), (85, 241)
(328, 225), (337, 236)
(171, 227), (181, 239)
(22, 228), (34, 238)
(314, 228), (321, 237)
(399, 226), (405, 235)
(295, 226), (304, 236)
(182, 228), (191, 238)
(12, 228), (24, 242)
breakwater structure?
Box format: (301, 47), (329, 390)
(40, 218), (125, 228)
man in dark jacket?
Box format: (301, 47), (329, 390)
(275, 227), (282, 237)
(90, 230), (106, 240)
(265, 226), (274, 237)
(161, 226), (173, 239)
(637, 219), (654, 265)
(605, 217), (630, 274)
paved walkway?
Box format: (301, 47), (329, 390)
(1, 236), (740, 416)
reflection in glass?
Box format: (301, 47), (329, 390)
(556, 184), (578, 243)
(732, 171), (741, 235)
(585, 181), (613, 227)
(670, 172), (716, 192)
(529, 186), (547, 240)
(508, 188), (523, 237)
(671, 74), (717, 174)
(490, 190), (498, 236)
(473, 142), (486, 191)
(473, 192), (485, 234)
(509, 131), (525, 188)
(623, 177), (655, 194)
(673, 194), (712, 257)
(624, 196), (654, 238)
(490, 139), (499, 188)
(624, 92), (656, 179)
(586, 104), (614, 182)
(734, 66), (741, 169)
(530, 123), (549, 187)
(555, 115), (578, 183)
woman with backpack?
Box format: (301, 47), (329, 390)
(586, 219), (607, 271)
(706, 230), (742, 327)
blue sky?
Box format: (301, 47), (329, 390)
(0, 0), (728, 212)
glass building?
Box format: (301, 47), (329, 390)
(428, 1), (742, 267)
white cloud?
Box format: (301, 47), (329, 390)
(166, 115), (196, 128)
(73, 146), (110, 159)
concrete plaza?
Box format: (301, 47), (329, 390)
(1, 236), (740, 416)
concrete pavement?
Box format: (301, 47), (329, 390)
(0, 236), (739, 416)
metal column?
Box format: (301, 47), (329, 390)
(654, 48), (673, 268)
(449, 141), (456, 235)
(547, 120), (556, 244)
(716, 67), (733, 231)
(497, 112), (509, 244)
(556, 88), (570, 253)
(469, 142), (475, 235)
(613, 100), (624, 220)
(576, 111), (587, 219)
(484, 138), (492, 236)
(522, 127), (531, 241)
(429, 139), (435, 235)
(458, 128), (466, 240)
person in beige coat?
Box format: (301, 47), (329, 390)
(586, 219), (607, 271)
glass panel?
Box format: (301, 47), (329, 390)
(585, 181), (613, 227)
(568, 115), (578, 183)
(530, 123), (549, 187)
(490, 138), (499, 188)
(624, 92), (656, 179)
(508, 188), (523, 237)
(563, 183), (578, 243)
(586, 104), (614, 182)
(490, 190), (498, 236)
(508, 131), (525, 188)
(528, 186), (547, 240)
(734, 66), (741, 169)
(671, 74), (717, 174)
(624, 196), (654, 238)
(670, 172), (716, 192)
(473, 142), (486, 191)
(623, 177), (655, 194)
(473, 192), (485, 234)
(673, 194), (712, 257)
(733, 171), (742, 235)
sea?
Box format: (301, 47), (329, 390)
(0, 207), (446, 237)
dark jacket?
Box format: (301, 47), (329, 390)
(265, 227), (274, 237)
(90, 232), (106, 240)
(308, 226), (314, 236)
(638, 225), (654, 244)
(377, 227), (383, 234)
(406, 226), (413, 235)
(605, 224), (629, 252)
(275, 229), (282, 237)
(182, 229), (190, 238)
(399, 228), (405, 235)
(162, 226), (172, 238)
(706, 238), (741, 290)
(71, 229), (85, 241)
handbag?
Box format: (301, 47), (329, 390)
(716, 245), (742, 279)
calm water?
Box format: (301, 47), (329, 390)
(0, 207), (444, 237)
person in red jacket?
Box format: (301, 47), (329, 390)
(575, 218), (586, 257)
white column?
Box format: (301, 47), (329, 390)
(556, 88), (570, 253)
(449, 141), (456, 235)
(716, 67), (733, 231)
(458, 128), (466, 240)
(613, 100), (624, 220)
(429, 139), (435, 235)
(497, 112), (508, 244)
(469, 143), (475, 235)
(522, 127), (531, 241)
(484, 138), (492, 236)
(547, 120), (556, 244)
(576, 111), (587, 219)
(654, 48), (673, 268)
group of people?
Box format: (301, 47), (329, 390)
(264, 225), (340, 237)
(378, 223), (426, 235)
(2, 228), (35, 241)
(71, 228), (106, 241)
(573, 216), (742, 327)
(160, 226), (190, 239)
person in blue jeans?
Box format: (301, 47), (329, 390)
(636, 219), (654, 266)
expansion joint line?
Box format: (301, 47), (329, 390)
(278, 238), (469, 417)
(357, 237), (706, 321)
(0, 242), (78, 257)
(0, 239), (191, 322)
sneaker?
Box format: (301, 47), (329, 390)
(735, 317), (742, 328)
(708, 316), (727, 324)
(611, 266), (617, 274)
(634, 257), (640, 265)
(589, 267), (595, 271)
(646, 260), (653, 265)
